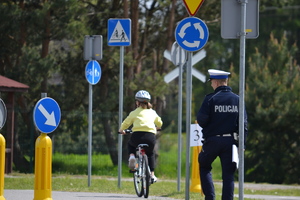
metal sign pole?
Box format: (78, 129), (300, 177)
(88, 37), (94, 187)
(185, 52), (192, 200)
(118, 46), (124, 188)
(88, 83), (93, 187)
(177, 47), (183, 192)
(83, 35), (102, 187)
(238, 0), (247, 199)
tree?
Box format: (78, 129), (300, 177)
(0, 0), (89, 171)
(244, 33), (300, 184)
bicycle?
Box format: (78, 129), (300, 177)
(120, 129), (154, 198)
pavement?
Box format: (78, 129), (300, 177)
(3, 189), (300, 200)
(3, 189), (177, 200)
(3, 178), (300, 200)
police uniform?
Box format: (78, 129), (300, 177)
(197, 69), (248, 200)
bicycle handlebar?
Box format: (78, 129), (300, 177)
(118, 129), (132, 134)
(118, 128), (162, 135)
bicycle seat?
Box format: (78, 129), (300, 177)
(138, 144), (149, 148)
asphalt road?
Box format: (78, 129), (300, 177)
(3, 178), (300, 200)
(3, 189), (177, 200)
(3, 189), (300, 200)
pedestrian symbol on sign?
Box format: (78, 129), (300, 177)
(86, 68), (100, 77)
(85, 60), (102, 85)
(108, 18), (131, 46)
(109, 21), (129, 43)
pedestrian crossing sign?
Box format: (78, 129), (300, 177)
(108, 18), (131, 46)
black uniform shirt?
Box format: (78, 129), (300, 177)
(197, 85), (248, 139)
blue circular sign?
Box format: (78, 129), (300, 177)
(85, 60), (102, 85)
(175, 17), (209, 52)
(33, 97), (61, 134)
(0, 98), (7, 129)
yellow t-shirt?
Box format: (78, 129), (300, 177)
(120, 107), (163, 134)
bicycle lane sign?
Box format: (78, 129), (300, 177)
(175, 17), (209, 52)
(85, 60), (102, 85)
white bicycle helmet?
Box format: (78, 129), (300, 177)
(135, 90), (151, 102)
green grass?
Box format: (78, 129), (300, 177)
(4, 174), (204, 199)
(4, 174), (300, 200)
(52, 153), (119, 177)
(4, 133), (300, 199)
(51, 133), (223, 180)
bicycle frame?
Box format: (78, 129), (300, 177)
(133, 144), (151, 198)
(137, 144), (152, 174)
(119, 130), (155, 198)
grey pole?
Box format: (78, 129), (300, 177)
(177, 47), (183, 192)
(41, 93), (47, 98)
(238, 0), (247, 199)
(88, 83), (93, 187)
(118, 46), (124, 188)
(88, 37), (94, 187)
(185, 52), (192, 200)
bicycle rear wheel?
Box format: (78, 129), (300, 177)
(142, 154), (150, 198)
(133, 158), (143, 197)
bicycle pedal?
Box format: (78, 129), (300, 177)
(151, 177), (157, 184)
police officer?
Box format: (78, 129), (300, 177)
(197, 69), (248, 200)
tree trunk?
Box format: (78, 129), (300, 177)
(40, 9), (51, 92)
(102, 119), (118, 165)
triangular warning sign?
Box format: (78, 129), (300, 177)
(109, 21), (129, 43)
(182, 0), (205, 16)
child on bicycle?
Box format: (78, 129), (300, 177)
(119, 90), (163, 182)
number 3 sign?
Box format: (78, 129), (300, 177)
(190, 124), (203, 147)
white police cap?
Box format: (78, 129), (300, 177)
(207, 69), (230, 81)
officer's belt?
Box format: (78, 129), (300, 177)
(216, 133), (232, 137)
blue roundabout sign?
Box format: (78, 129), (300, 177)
(175, 17), (209, 52)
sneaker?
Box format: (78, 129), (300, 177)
(128, 156), (136, 170)
(151, 175), (158, 183)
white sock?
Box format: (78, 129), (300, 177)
(129, 155), (135, 160)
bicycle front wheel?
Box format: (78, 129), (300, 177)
(133, 158), (143, 197)
(142, 154), (150, 198)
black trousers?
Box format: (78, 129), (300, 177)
(128, 131), (156, 172)
(198, 136), (236, 200)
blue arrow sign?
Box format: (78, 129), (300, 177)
(33, 97), (61, 134)
(175, 17), (209, 52)
(108, 18), (131, 46)
(85, 60), (102, 85)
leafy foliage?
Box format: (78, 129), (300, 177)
(245, 33), (300, 184)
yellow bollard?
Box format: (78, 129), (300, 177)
(0, 134), (5, 200)
(33, 133), (53, 200)
(190, 146), (202, 193)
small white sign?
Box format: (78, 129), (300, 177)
(171, 42), (186, 66)
(232, 144), (239, 169)
(190, 124), (203, 147)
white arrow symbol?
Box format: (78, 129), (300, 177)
(194, 23), (204, 39)
(178, 22), (191, 38)
(183, 40), (200, 48)
(38, 104), (57, 126)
